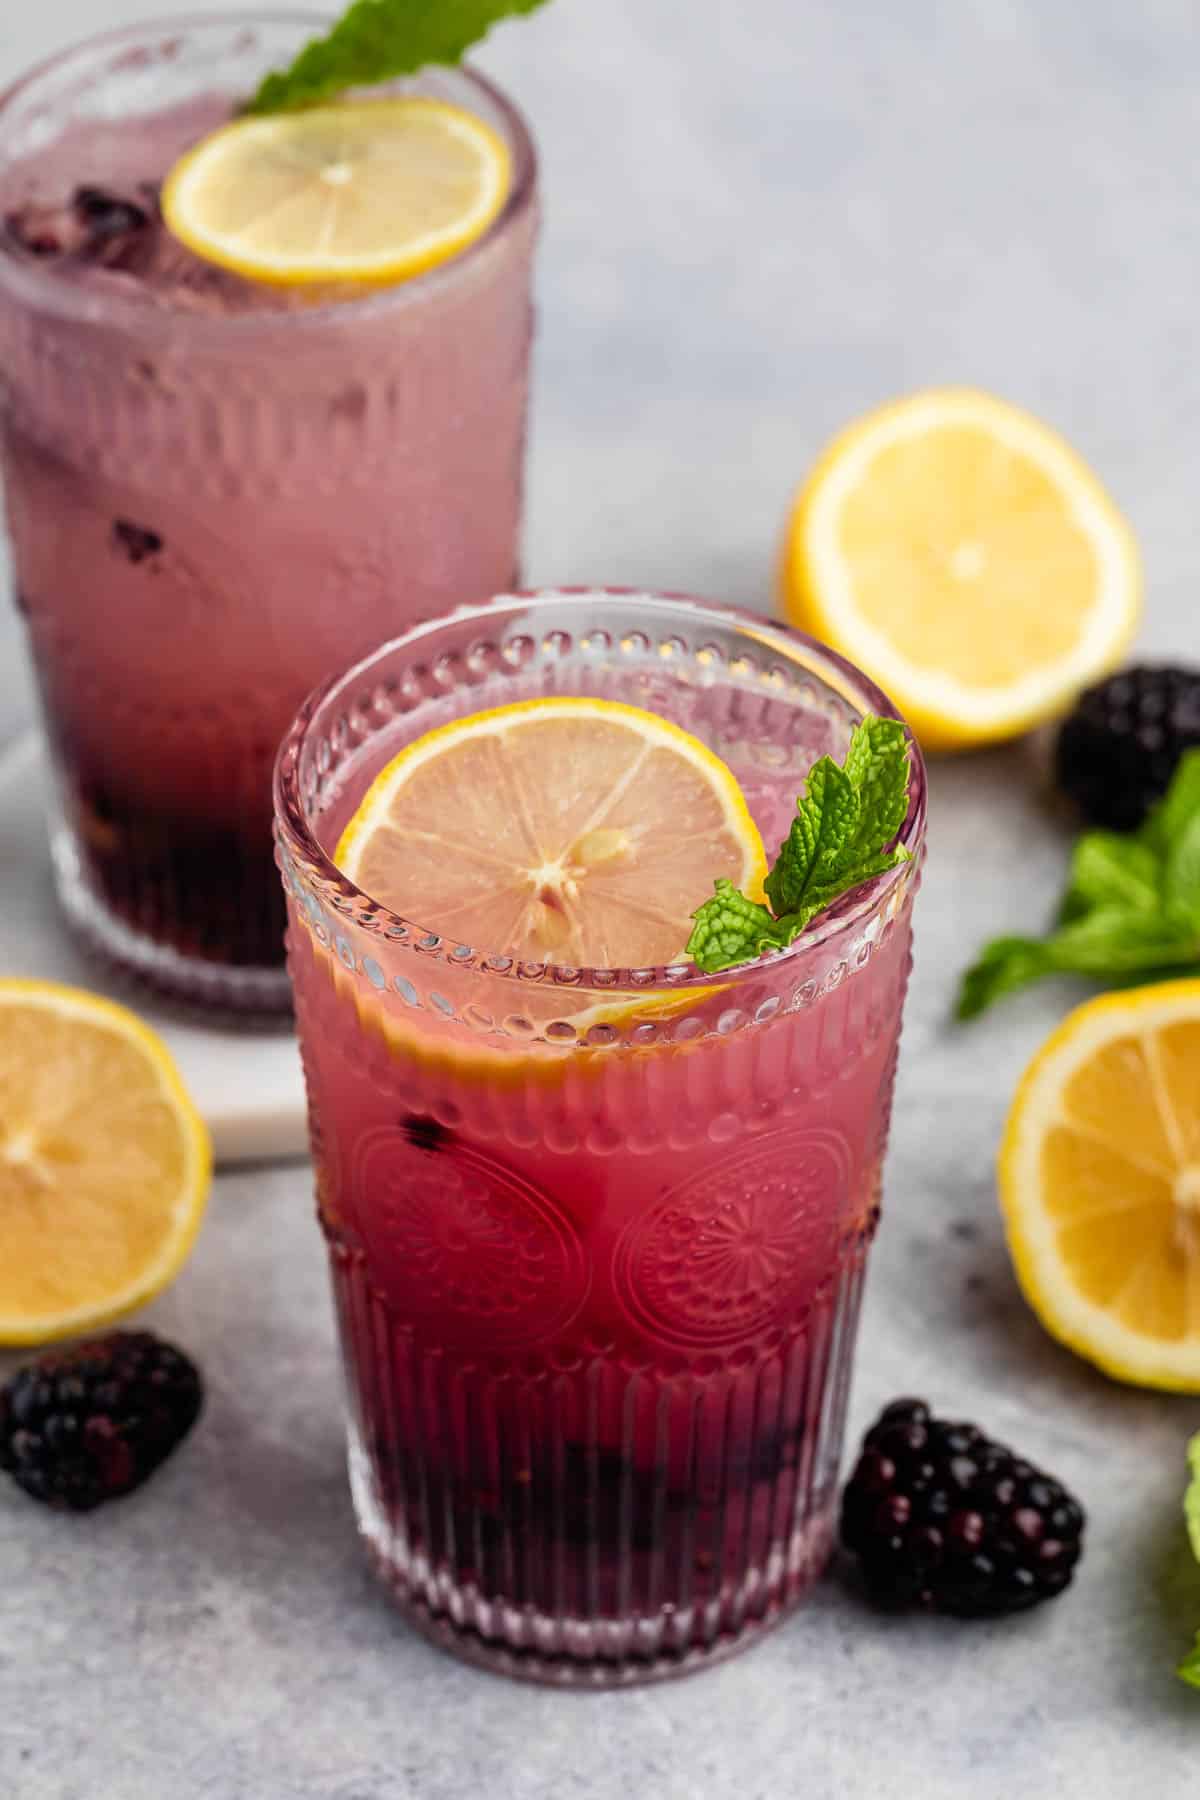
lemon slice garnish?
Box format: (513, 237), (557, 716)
(336, 697), (768, 971)
(162, 97), (511, 288)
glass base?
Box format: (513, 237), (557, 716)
(52, 826), (292, 1017)
(347, 1424), (836, 1688)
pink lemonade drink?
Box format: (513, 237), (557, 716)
(275, 591), (926, 1684)
(0, 15), (536, 1010)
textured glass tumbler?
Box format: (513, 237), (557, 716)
(0, 14), (537, 1012)
(275, 590), (926, 1683)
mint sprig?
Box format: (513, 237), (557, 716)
(1179, 1434), (1200, 1689)
(248, 0), (552, 115)
(687, 715), (913, 975)
(1186, 1432), (1200, 1564)
(958, 750), (1200, 1020)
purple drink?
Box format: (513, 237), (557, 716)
(0, 16), (537, 1010)
(275, 591), (927, 1683)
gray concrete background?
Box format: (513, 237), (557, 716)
(2, 2), (1200, 1796)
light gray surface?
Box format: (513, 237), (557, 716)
(2, 2), (1200, 1796)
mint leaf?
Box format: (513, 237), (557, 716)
(688, 714), (913, 974)
(1146, 749), (1200, 859)
(686, 880), (789, 972)
(1143, 750), (1200, 928)
(763, 715), (910, 917)
(1185, 1433), (1200, 1564)
(1060, 832), (1161, 923)
(957, 909), (1198, 1021)
(763, 756), (858, 916)
(248, 0), (552, 115)
(957, 937), (1059, 1020)
(961, 748), (1200, 1018)
(1165, 810), (1200, 931)
(792, 848), (908, 922)
(843, 714), (911, 853)
(1179, 1435), (1200, 1689)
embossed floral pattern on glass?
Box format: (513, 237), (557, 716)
(275, 590), (926, 1684)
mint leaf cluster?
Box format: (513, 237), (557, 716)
(1180, 1434), (1200, 1690)
(959, 750), (1200, 1019)
(686, 715), (913, 975)
(249, 0), (552, 115)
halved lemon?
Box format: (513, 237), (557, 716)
(162, 97), (511, 288)
(336, 697), (768, 969)
(0, 981), (211, 1346)
(782, 389), (1141, 751)
(1000, 980), (1200, 1391)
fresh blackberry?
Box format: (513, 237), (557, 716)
(1055, 665), (1200, 830)
(0, 1331), (203, 1512)
(840, 1399), (1084, 1617)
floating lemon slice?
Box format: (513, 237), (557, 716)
(162, 97), (511, 288)
(1000, 979), (1200, 1392)
(782, 389), (1141, 750)
(0, 981), (211, 1346)
(336, 697), (768, 970)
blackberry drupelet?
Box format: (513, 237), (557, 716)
(840, 1399), (1084, 1616)
(0, 1331), (203, 1512)
(1055, 664), (1200, 830)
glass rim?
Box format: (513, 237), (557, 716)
(0, 9), (538, 341)
(273, 588), (928, 996)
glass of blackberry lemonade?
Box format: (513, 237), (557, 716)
(275, 589), (926, 1683)
(0, 14), (537, 1010)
